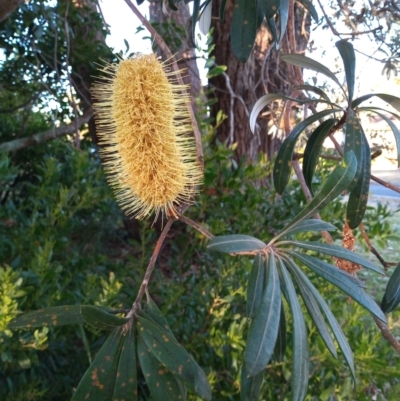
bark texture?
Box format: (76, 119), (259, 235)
(149, 0), (201, 114)
(0, 0), (23, 22)
(210, 0), (310, 160)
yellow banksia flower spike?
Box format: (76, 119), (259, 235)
(93, 54), (202, 219)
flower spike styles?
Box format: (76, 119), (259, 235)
(93, 54), (202, 219)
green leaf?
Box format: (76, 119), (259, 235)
(257, 0), (280, 19)
(359, 107), (400, 167)
(266, 17), (278, 46)
(352, 93), (400, 113)
(208, 234), (266, 253)
(199, 0), (213, 35)
(112, 327), (138, 401)
(250, 94), (303, 133)
(245, 250), (281, 376)
(293, 85), (332, 103)
(138, 336), (186, 401)
(274, 219), (337, 242)
(281, 151), (357, 231)
(282, 256), (355, 380)
(344, 109), (363, 187)
(273, 109), (341, 193)
(336, 40), (356, 103)
(273, 304), (287, 362)
(297, 0), (318, 22)
(288, 251), (387, 323)
(279, 0), (289, 43)
(192, 0), (201, 39)
(278, 260), (309, 401)
(282, 240), (384, 275)
(71, 328), (124, 401)
(302, 118), (338, 193)
(347, 130), (371, 228)
(281, 54), (341, 88)
(219, 0), (228, 21)
(136, 316), (211, 401)
(381, 262), (400, 313)
(144, 296), (176, 338)
(231, 0), (263, 62)
(9, 305), (83, 328)
(282, 258), (337, 358)
(207, 65), (228, 78)
(247, 253), (267, 318)
(240, 366), (264, 401)
(80, 306), (129, 330)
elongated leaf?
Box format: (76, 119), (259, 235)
(282, 256), (355, 380)
(257, 0), (280, 19)
(274, 219), (337, 242)
(250, 94), (304, 134)
(219, 0), (228, 21)
(266, 17), (278, 46)
(381, 262), (400, 313)
(297, 0), (318, 21)
(9, 305), (83, 328)
(231, 0), (263, 62)
(336, 40), (356, 103)
(302, 118), (338, 193)
(279, 0), (289, 42)
(138, 336), (186, 401)
(81, 306), (129, 330)
(281, 54), (341, 88)
(113, 327), (137, 401)
(278, 259), (309, 401)
(208, 234), (266, 253)
(282, 259), (337, 358)
(247, 253), (267, 318)
(72, 328), (124, 401)
(282, 151), (357, 231)
(294, 85), (332, 103)
(273, 303), (287, 362)
(240, 366), (264, 401)
(191, 0), (201, 39)
(359, 108), (400, 167)
(199, 0), (212, 35)
(344, 109), (363, 188)
(8, 305), (128, 330)
(136, 316), (211, 401)
(352, 93), (400, 113)
(289, 251), (387, 322)
(144, 296), (176, 338)
(347, 130), (371, 228)
(282, 240), (384, 274)
(245, 250), (281, 376)
(273, 109), (341, 193)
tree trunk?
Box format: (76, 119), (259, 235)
(149, 0), (201, 114)
(210, 0), (310, 160)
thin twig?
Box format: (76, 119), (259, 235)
(123, 0), (204, 169)
(129, 218), (176, 315)
(373, 316), (400, 354)
(179, 215), (214, 239)
(359, 223), (397, 270)
(371, 174), (400, 194)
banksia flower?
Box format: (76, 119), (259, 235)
(93, 54), (202, 219)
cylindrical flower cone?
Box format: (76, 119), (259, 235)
(93, 54), (202, 219)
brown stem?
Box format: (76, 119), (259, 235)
(373, 316), (400, 354)
(123, 0), (204, 169)
(130, 218), (176, 314)
(292, 159), (334, 244)
(371, 174), (400, 194)
(359, 223), (397, 270)
(0, 109), (93, 152)
(179, 215), (214, 239)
